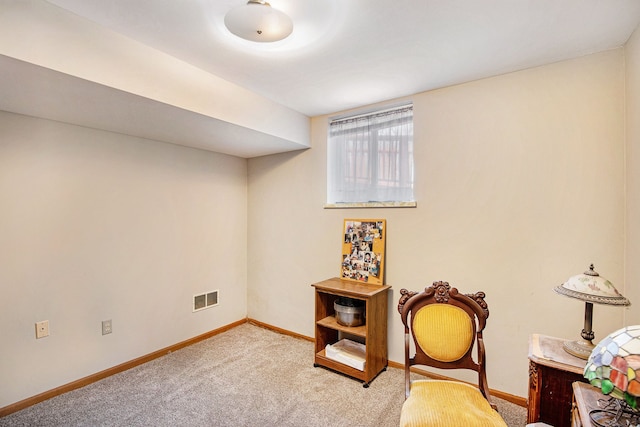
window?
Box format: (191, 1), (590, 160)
(327, 104), (414, 206)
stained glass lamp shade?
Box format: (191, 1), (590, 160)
(584, 325), (640, 410)
(554, 264), (631, 359)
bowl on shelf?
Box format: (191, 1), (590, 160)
(334, 297), (365, 327)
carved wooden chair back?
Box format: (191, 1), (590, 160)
(397, 281), (492, 403)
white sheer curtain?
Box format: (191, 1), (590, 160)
(327, 105), (414, 203)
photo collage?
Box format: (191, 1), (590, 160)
(340, 219), (386, 285)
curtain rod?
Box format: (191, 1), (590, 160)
(329, 102), (413, 124)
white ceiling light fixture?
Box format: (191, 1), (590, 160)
(224, 0), (293, 43)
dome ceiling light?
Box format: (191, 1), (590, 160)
(224, 0), (293, 43)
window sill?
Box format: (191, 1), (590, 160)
(323, 201), (417, 209)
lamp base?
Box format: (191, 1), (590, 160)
(563, 338), (594, 360)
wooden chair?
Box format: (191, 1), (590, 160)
(397, 281), (507, 427)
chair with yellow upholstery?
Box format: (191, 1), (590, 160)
(397, 281), (507, 427)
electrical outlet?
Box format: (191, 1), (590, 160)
(102, 319), (112, 335)
(35, 320), (49, 339)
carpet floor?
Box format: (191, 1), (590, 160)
(0, 323), (527, 426)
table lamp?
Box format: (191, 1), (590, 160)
(553, 264), (631, 359)
(584, 325), (640, 422)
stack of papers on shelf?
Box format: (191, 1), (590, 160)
(325, 339), (366, 371)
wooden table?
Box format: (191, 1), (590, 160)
(528, 334), (587, 427)
(571, 382), (600, 427)
(572, 381), (640, 427)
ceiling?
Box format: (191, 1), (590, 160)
(1, 0), (640, 157)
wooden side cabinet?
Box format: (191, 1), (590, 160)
(571, 382), (601, 427)
(572, 381), (639, 427)
(528, 334), (587, 427)
(312, 277), (391, 387)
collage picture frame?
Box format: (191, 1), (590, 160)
(340, 219), (386, 285)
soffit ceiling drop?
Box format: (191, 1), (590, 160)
(1, 0), (639, 158)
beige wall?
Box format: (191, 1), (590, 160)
(2, 40), (637, 409)
(0, 112), (248, 408)
(626, 25), (640, 325)
(248, 49), (630, 397)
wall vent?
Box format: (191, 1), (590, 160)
(193, 290), (219, 312)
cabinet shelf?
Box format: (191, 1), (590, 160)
(316, 315), (367, 338)
(312, 277), (391, 387)
(315, 349), (368, 382)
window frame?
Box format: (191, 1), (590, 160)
(325, 103), (417, 209)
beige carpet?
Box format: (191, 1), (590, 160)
(0, 323), (526, 426)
